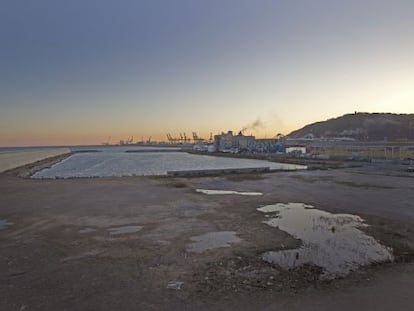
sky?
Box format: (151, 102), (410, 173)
(1, 0), (414, 146)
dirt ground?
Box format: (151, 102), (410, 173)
(1, 159), (413, 310)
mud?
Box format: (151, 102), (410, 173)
(78, 228), (97, 234)
(0, 219), (13, 230)
(187, 231), (242, 253)
(1, 161), (413, 310)
(108, 225), (143, 235)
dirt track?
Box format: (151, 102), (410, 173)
(1, 161), (413, 310)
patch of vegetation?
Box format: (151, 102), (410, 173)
(333, 180), (394, 189)
(290, 175), (393, 189)
(225, 173), (266, 182)
(167, 181), (187, 188)
(290, 175), (334, 183)
(147, 176), (187, 188)
(289, 175), (317, 183)
(288, 112), (414, 141)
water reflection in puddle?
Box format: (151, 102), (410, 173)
(108, 225), (143, 235)
(0, 219), (14, 230)
(188, 231), (242, 253)
(258, 203), (393, 279)
(196, 189), (263, 196)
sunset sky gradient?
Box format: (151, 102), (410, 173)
(1, 0), (414, 146)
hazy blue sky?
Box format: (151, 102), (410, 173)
(1, 0), (413, 145)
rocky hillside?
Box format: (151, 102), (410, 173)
(288, 113), (414, 141)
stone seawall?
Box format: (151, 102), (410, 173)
(0, 148), (71, 173)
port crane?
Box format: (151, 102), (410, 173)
(167, 132), (213, 144)
(192, 132), (205, 143)
(166, 133), (179, 144)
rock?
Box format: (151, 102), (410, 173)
(167, 281), (184, 290)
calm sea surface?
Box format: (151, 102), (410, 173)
(31, 146), (305, 178)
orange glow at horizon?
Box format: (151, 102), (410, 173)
(2, 1), (414, 147)
(0, 126), (296, 147)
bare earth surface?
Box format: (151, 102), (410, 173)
(1, 160), (413, 310)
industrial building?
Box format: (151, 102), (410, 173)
(213, 131), (285, 153)
(285, 146), (307, 154)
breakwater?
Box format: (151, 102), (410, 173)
(0, 148), (71, 173)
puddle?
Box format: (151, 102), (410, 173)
(0, 219), (14, 230)
(79, 228), (97, 234)
(258, 203), (393, 279)
(188, 231), (242, 253)
(196, 189), (263, 196)
(107, 225), (143, 235)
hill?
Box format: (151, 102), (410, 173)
(288, 113), (414, 141)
